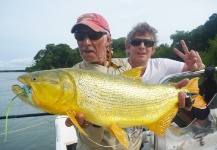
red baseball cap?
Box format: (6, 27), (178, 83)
(71, 13), (110, 33)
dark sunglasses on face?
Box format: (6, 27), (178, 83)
(129, 38), (154, 47)
(74, 31), (107, 41)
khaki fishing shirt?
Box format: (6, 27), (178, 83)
(72, 58), (143, 150)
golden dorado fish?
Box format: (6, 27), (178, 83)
(11, 67), (206, 148)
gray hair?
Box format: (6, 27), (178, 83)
(125, 22), (158, 47)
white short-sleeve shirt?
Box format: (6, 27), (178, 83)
(141, 58), (184, 84)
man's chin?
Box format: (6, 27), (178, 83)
(83, 58), (98, 63)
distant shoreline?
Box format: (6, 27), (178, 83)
(0, 70), (25, 72)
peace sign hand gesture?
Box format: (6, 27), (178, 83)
(174, 40), (205, 71)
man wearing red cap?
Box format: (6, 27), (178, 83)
(67, 12), (143, 150)
(65, 13), (192, 150)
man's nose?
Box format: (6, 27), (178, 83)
(83, 36), (91, 45)
(139, 41), (145, 48)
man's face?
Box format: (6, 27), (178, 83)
(75, 26), (110, 65)
(126, 33), (155, 67)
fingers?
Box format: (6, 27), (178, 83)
(176, 40), (205, 71)
(65, 113), (93, 129)
(76, 114), (85, 127)
(174, 48), (185, 60)
(173, 40), (191, 60)
(180, 40), (190, 54)
(65, 114), (84, 127)
(64, 114), (84, 127)
(65, 117), (74, 127)
(189, 50), (197, 59)
(187, 51), (205, 71)
(175, 79), (192, 111)
(178, 92), (192, 111)
(173, 78), (189, 88)
(195, 52), (205, 70)
(174, 78), (202, 111)
(178, 92), (186, 108)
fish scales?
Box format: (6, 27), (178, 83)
(66, 69), (182, 128)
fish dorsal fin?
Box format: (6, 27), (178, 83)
(107, 124), (129, 148)
(66, 110), (87, 136)
(184, 78), (207, 108)
(185, 77), (200, 93)
(120, 67), (143, 82)
(146, 106), (178, 136)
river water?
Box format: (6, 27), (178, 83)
(0, 72), (56, 150)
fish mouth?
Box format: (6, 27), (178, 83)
(12, 84), (34, 106)
(12, 85), (25, 94)
(12, 84), (32, 94)
(16, 75), (33, 97)
(23, 84), (32, 94)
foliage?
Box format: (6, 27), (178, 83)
(25, 44), (82, 72)
(200, 36), (217, 67)
(152, 43), (177, 59)
(111, 37), (126, 58)
(170, 13), (217, 52)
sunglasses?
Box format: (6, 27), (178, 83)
(74, 31), (107, 41)
(129, 38), (154, 47)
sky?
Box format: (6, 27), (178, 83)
(0, 0), (216, 70)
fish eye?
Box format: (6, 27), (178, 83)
(32, 76), (37, 82)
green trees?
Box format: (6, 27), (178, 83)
(25, 44), (82, 72)
(201, 36), (217, 66)
(169, 13), (217, 53)
(111, 37), (127, 58)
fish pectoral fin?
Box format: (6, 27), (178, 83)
(66, 110), (87, 136)
(120, 67), (143, 82)
(146, 107), (178, 136)
(108, 124), (129, 148)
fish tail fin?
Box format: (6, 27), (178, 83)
(192, 95), (207, 108)
(185, 78), (207, 108)
(146, 107), (178, 136)
(108, 124), (129, 148)
(66, 110), (87, 136)
(185, 77), (200, 93)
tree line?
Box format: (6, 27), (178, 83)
(25, 13), (217, 72)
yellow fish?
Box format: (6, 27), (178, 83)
(11, 67), (206, 148)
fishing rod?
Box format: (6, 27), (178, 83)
(0, 113), (54, 120)
(158, 66), (217, 84)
